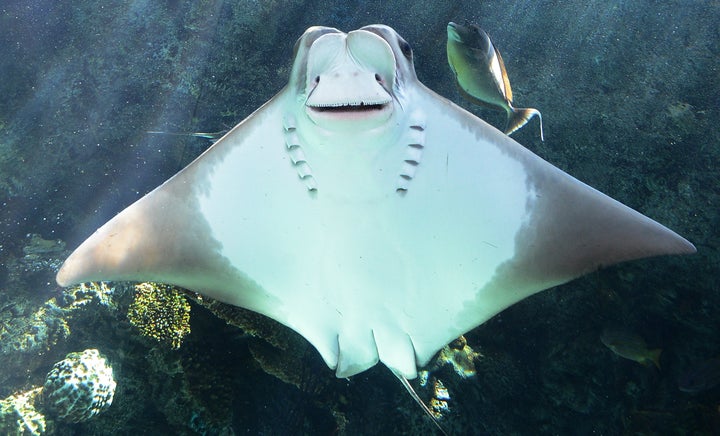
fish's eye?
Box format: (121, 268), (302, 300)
(399, 40), (412, 59)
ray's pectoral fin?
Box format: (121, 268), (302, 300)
(55, 97), (290, 309)
(55, 174), (253, 304)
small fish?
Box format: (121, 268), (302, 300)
(678, 357), (720, 393)
(446, 22), (544, 140)
(601, 327), (662, 369)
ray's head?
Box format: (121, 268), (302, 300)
(288, 25), (417, 132)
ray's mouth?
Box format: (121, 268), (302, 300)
(308, 101), (388, 113)
(303, 72), (394, 128)
(305, 98), (394, 129)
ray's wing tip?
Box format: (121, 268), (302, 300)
(55, 250), (89, 287)
(658, 229), (697, 257)
(55, 262), (75, 287)
(55, 273), (70, 288)
(677, 237), (697, 255)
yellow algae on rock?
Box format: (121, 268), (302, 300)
(127, 282), (191, 349)
(433, 336), (483, 378)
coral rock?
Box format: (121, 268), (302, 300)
(42, 349), (116, 423)
(0, 387), (46, 435)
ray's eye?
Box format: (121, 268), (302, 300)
(314, 76), (320, 84)
(399, 40), (412, 59)
(374, 73), (382, 82)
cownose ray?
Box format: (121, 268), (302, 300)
(57, 25), (695, 386)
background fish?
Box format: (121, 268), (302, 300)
(601, 327), (662, 369)
(678, 357), (720, 393)
(446, 22), (543, 140)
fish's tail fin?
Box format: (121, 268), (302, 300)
(505, 107), (544, 141)
(648, 348), (663, 370)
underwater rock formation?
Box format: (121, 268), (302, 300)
(0, 387), (46, 436)
(429, 336), (483, 378)
(0, 348), (116, 434)
(4, 234), (66, 290)
(42, 349), (116, 423)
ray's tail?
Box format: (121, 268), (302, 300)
(391, 370), (448, 436)
(505, 107), (544, 141)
